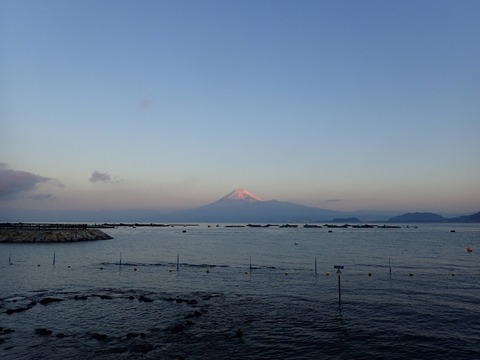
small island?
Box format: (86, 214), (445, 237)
(0, 223), (113, 243)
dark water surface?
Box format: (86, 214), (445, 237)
(1, 224), (479, 359)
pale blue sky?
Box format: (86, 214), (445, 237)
(1, 0), (479, 215)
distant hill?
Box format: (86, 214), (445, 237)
(388, 212), (446, 223)
(388, 211), (480, 223)
(157, 189), (345, 222)
(449, 211), (480, 223)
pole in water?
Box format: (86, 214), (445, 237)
(334, 265), (344, 305)
(176, 254), (179, 272)
(9, 251), (12, 265)
(338, 272), (341, 305)
(119, 252), (122, 266)
(389, 258), (392, 275)
(53, 252), (56, 266)
(249, 256), (252, 271)
(315, 257), (317, 276)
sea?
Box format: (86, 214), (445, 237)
(0, 223), (479, 359)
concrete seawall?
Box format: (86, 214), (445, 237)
(0, 229), (113, 243)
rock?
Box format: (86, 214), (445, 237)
(170, 323), (186, 333)
(74, 295), (88, 300)
(39, 297), (63, 305)
(56, 333), (66, 338)
(2, 328), (15, 334)
(0, 228), (113, 243)
(126, 332), (146, 338)
(138, 295), (154, 303)
(92, 332), (108, 341)
(6, 307), (30, 315)
(232, 329), (243, 338)
(35, 328), (52, 336)
(130, 341), (155, 353)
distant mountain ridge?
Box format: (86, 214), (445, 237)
(388, 211), (480, 223)
(157, 188), (345, 222)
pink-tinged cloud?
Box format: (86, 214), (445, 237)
(0, 164), (60, 198)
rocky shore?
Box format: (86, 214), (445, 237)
(0, 228), (113, 243)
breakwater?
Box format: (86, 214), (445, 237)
(0, 223), (113, 243)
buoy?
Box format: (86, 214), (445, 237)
(368, 273), (372, 276)
(467, 247), (473, 253)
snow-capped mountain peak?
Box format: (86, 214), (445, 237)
(220, 189), (264, 202)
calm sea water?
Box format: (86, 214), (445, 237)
(1, 223), (479, 359)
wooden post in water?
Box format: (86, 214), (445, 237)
(9, 251), (12, 265)
(53, 252), (56, 266)
(249, 256), (252, 272)
(176, 254), (179, 272)
(315, 257), (318, 276)
(334, 265), (344, 305)
(119, 252), (122, 266)
(389, 258), (392, 275)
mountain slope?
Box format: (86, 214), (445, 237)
(388, 212), (446, 223)
(158, 189), (343, 222)
(449, 211), (480, 223)
(388, 211), (480, 223)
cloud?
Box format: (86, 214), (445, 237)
(89, 171), (112, 183)
(139, 97), (152, 109)
(89, 171), (122, 184)
(27, 193), (56, 200)
(0, 164), (58, 198)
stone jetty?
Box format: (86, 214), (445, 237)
(0, 223), (113, 243)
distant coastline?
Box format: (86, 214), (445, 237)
(387, 211), (480, 223)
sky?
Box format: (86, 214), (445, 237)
(1, 0), (479, 218)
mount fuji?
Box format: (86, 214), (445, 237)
(158, 188), (345, 222)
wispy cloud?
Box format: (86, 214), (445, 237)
(89, 171), (121, 184)
(0, 163), (63, 198)
(324, 199), (343, 203)
(28, 193), (56, 200)
(139, 97), (152, 109)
